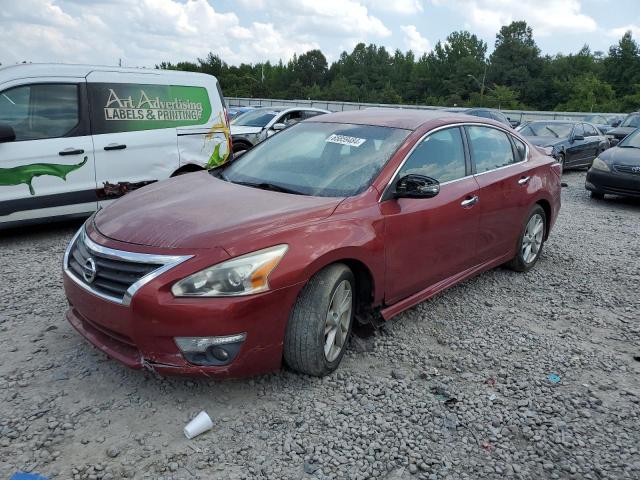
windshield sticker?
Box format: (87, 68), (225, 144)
(326, 134), (366, 147)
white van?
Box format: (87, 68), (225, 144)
(0, 64), (230, 228)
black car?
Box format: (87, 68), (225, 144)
(445, 108), (515, 128)
(519, 120), (608, 170)
(586, 128), (640, 199)
(605, 112), (640, 145)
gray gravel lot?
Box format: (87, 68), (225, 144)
(1, 170), (639, 480)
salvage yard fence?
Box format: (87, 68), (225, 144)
(225, 97), (623, 124)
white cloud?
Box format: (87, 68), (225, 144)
(364, 0), (424, 14)
(0, 0), (319, 66)
(400, 25), (431, 54)
(431, 0), (598, 36)
(608, 24), (640, 39)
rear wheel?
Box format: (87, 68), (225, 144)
(590, 191), (605, 200)
(284, 264), (354, 376)
(508, 205), (546, 272)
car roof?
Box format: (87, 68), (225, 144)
(306, 108), (499, 130)
(0, 63), (216, 85)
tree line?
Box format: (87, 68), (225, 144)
(158, 21), (640, 113)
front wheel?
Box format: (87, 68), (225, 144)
(284, 264), (354, 376)
(508, 205), (547, 272)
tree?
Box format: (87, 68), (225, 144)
(293, 50), (328, 87)
(603, 31), (640, 97)
(555, 74), (617, 112)
(488, 21), (543, 106)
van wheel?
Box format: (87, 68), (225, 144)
(508, 205), (546, 272)
(284, 264), (354, 376)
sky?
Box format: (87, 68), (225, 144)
(0, 0), (639, 68)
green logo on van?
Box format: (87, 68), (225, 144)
(0, 157), (87, 195)
(90, 84), (212, 134)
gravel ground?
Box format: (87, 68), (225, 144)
(1, 170), (639, 480)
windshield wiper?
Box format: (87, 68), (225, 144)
(233, 181), (307, 195)
(545, 126), (559, 138)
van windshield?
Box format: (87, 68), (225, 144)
(217, 122), (410, 197)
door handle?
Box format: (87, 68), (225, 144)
(518, 176), (531, 185)
(59, 148), (84, 156)
(104, 143), (127, 151)
(461, 195), (479, 207)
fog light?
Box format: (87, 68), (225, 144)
(175, 334), (246, 367)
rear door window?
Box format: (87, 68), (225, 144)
(573, 124), (585, 138)
(466, 126), (516, 173)
(0, 84), (80, 141)
(398, 127), (467, 183)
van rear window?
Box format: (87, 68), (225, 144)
(88, 83), (212, 134)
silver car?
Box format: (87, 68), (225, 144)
(230, 106), (330, 154)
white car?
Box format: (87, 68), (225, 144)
(0, 63), (230, 228)
(230, 106), (330, 153)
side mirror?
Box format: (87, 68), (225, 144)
(272, 123), (287, 131)
(572, 134), (584, 142)
(394, 174), (440, 199)
(0, 123), (16, 143)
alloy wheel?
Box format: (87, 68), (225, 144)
(323, 280), (353, 362)
(522, 213), (544, 264)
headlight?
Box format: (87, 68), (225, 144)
(591, 157), (610, 171)
(172, 245), (288, 297)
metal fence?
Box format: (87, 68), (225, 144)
(226, 97), (623, 124)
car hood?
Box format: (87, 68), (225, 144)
(524, 136), (565, 147)
(94, 172), (343, 249)
(607, 127), (636, 137)
(600, 146), (640, 165)
(230, 125), (262, 136)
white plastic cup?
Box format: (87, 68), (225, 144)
(184, 411), (213, 439)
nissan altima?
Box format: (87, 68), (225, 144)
(63, 110), (562, 378)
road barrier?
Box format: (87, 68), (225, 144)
(225, 97), (623, 124)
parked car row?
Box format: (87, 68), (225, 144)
(1, 64), (636, 379)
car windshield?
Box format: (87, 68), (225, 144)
(519, 122), (573, 138)
(618, 129), (640, 148)
(620, 114), (640, 128)
(218, 122), (411, 197)
(232, 108), (281, 127)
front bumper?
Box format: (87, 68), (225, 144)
(585, 168), (640, 198)
(63, 243), (304, 378)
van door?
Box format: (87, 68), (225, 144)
(0, 80), (97, 224)
(87, 72), (190, 205)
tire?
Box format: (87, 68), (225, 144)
(284, 264), (355, 376)
(232, 142), (251, 155)
(590, 191), (605, 200)
(507, 205), (547, 272)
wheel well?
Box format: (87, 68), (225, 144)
(335, 259), (375, 322)
(536, 199), (552, 240)
(171, 164), (203, 177)
(232, 140), (252, 152)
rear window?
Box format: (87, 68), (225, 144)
(88, 83), (212, 134)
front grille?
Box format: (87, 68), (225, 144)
(613, 164), (640, 175)
(67, 235), (162, 302)
(64, 227), (191, 305)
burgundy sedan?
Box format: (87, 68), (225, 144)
(63, 109), (562, 377)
